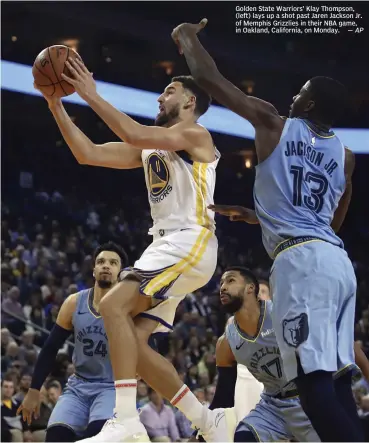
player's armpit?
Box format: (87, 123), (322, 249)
(81, 142), (143, 169)
(331, 148), (355, 233)
(216, 334), (236, 367)
(56, 293), (78, 331)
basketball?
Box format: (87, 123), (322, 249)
(32, 45), (82, 98)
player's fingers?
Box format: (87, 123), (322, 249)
(75, 57), (90, 74)
(68, 58), (84, 76)
(65, 60), (80, 79)
(16, 404), (23, 415)
(208, 205), (232, 214)
(61, 72), (77, 85)
(199, 18), (208, 29)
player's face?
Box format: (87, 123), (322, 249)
(155, 82), (193, 126)
(289, 81), (314, 118)
(93, 251), (121, 289)
(219, 271), (245, 314)
(258, 283), (271, 301)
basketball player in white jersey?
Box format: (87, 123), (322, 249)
(35, 60), (229, 442)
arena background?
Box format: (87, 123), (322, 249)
(1, 2), (369, 441)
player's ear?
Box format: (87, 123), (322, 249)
(305, 99), (315, 113)
(184, 94), (196, 110)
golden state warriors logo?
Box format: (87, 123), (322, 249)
(147, 152), (172, 203)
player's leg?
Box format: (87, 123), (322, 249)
(46, 379), (89, 441)
(277, 396), (320, 442)
(98, 276), (151, 422)
(334, 371), (364, 439)
(135, 314), (207, 428)
(234, 398), (291, 442)
(271, 241), (362, 441)
(46, 425), (77, 442)
(334, 265), (364, 439)
(86, 384), (115, 437)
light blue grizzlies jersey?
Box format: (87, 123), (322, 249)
(254, 118), (346, 258)
(225, 300), (296, 397)
(72, 289), (113, 383)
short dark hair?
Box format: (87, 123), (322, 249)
(93, 241), (128, 268)
(1, 376), (14, 386)
(224, 266), (260, 296)
(172, 75), (212, 117)
(309, 76), (349, 124)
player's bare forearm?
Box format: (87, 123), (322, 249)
(49, 101), (141, 169)
(48, 100), (95, 163)
(176, 30), (281, 128)
(83, 92), (144, 145)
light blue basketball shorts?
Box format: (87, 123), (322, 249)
(270, 240), (357, 382)
(47, 375), (115, 435)
(236, 394), (320, 442)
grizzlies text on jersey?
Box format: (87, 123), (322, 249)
(47, 289), (115, 434)
(227, 301), (320, 442)
(226, 300), (296, 398)
(72, 289), (113, 382)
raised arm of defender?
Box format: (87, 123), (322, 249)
(171, 20), (285, 162)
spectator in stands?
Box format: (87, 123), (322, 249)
(1, 377), (29, 442)
(137, 380), (149, 409)
(2, 342), (20, 374)
(140, 389), (180, 442)
(2, 286), (26, 336)
(258, 279), (270, 300)
(1, 328), (15, 355)
(46, 380), (62, 407)
(12, 371), (32, 403)
(18, 331), (38, 360)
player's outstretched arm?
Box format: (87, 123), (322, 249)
(208, 204), (259, 224)
(331, 148), (355, 233)
(17, 294), (76, 425)
(172, 20), (284, 131)
(38, 91), (143, 169)
(61, 58), (214, 159)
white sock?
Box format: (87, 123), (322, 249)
(115, 379), (138, 420)
(171, 385), (205, 428)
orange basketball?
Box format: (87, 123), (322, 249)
(32, 45), (82, 98)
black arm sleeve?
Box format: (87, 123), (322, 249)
(30, 324), (72, 390)
(209, 365), (237, 409)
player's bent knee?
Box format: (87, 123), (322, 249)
(46, 425), (77, 442)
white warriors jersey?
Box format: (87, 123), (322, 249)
(141, 145), (220, 235)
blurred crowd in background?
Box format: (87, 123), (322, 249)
(1, 187), (369, 442)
